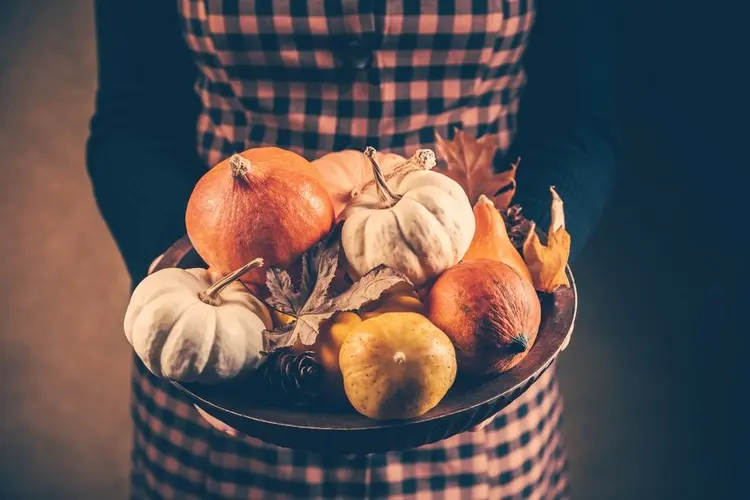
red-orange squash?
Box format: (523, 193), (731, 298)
(426, 259), (541, 377)
(186, 147), (335, 289)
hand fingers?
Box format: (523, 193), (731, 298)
(194, 405), (240, 438)
(561, 330), (572, 351)
(148, 253), (165, 275)
(470, 415), (495, 432)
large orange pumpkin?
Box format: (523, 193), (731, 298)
(186, 147), (335, 289)
(426, 259), (541, 377)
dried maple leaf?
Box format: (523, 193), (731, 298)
(265, 268), (303, 315)
(522, 187), (571, 293)
(264, 232), (411, 350)
(434, 128), (519, 209)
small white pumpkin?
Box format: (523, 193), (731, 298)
(341, 148), (476, 287)
(124, 258), (273, 383)
(312, 149), (406, 219)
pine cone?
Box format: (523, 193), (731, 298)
(259, 348), (324, 408)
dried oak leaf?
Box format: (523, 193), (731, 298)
(264, 231), (411, 350)
(522, 187), (571, 293)
(434, 128), (519, 209)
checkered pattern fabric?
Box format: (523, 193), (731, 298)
(130, 1), (570, 498)
(132, 359), (568, 499)
(179, 0), (535, 168)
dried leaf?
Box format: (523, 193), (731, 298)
(549, 185), (566, 233)
(324, 265), (410, 314)
(298, 246), (317, 302)
(262, 321), (295, 352)
(264, 229), (411, 350)
(265, 269), (302, 315)
(293, 265), (411, 345)
(299, 221), (343, 301)
(434, 128), (519, 209)
(303, 239), (341, 312)
(521, 187), (571, 292)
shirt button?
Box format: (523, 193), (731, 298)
(342, 39), (374, 71)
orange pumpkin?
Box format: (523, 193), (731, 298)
(426, 259), (541, 377)
(186, 147), (335, 289)
(312, 149), (406, 218)
(463, 195), (532, 283)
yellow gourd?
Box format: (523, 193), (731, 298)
(293, 311), (362, 405)
(339, 312), (457, 420)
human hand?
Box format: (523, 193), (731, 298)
(470, 414), (496, 432)
(194, 405), (241, 438)
(148, 253), (165, 274)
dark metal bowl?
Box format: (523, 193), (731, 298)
(153, 236), (577, 454)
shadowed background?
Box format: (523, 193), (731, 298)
(0, 1), (745, 499)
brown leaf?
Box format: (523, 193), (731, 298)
(549, 185), (566, 233)
(263, 321), (295, 352)
(265, 268), (302, 315)
(521, 187), (572, 293)
(325, 265), (411, 313)
(263, 230), (411, 349)
(433, 128), (518, 209)
(293, 265), (411, 346)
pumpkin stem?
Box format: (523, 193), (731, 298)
(508, 333), (530, 354)
(229, 154), (252, 183)
(392, 351), (406, 364)
(199, 258), (264, 305)
(413, 149), (437, 170)
(364, 146), (401, 208)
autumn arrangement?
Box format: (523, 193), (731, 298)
(123, 130), (572, 422)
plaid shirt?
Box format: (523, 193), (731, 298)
(130, 1), (569, 498)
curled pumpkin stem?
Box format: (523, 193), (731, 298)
(364, 146), (401, 208)
(358, 148), (436, 194)
(199, 258), (264, 305)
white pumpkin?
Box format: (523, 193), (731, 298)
(341, 148), (476, 287)
(312, 149), (406, 218)
(124, 259), (273, 383)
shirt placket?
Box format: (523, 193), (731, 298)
(336, 1), (383, 146)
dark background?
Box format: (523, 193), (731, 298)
(0, 1), (746, 498)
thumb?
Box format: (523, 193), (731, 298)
(470, 415), (495, 432)
(194, 405), (240, 438)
